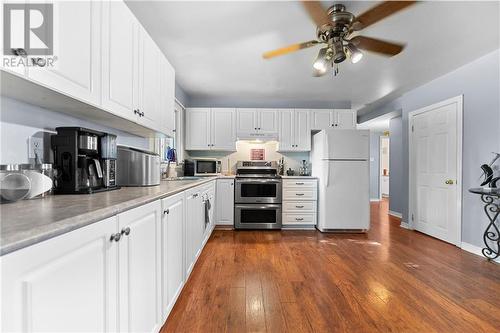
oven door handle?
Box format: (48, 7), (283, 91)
(236, 179), (281, 184)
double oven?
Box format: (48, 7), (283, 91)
(234, 161), (282, 229)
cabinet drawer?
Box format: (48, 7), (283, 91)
(283, 201), (316, 213)
(283, 189), (317, 201)
(283, 179), (317, 189)
(283, 213), (317, 225)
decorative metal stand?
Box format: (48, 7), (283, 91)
(469, 188), (500, 260)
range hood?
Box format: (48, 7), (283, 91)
(236, 131), (278, 142)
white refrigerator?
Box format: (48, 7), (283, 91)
(311, 129), (370, 232)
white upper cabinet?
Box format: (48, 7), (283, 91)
(211, 108), (236, 150)
(258, 109), (279, 133)
(311, 109), (333, 130)
(160, 54), (176, 136)
(334, 109), (357, 129)
(236, 108), (258, 134)
(236, 108), (278, 137)
(101, 0), (139, 122)
(186, 108), (236, 151)
(28, 1), (101, 106)
(278, 109), (310, 152)
(1, 217), (118, 333)
(117, 200), (162, 333)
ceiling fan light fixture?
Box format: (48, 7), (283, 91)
(332, 40), (346, 64)
(346, 43), (363, 64)
(313, 47), (330, 76)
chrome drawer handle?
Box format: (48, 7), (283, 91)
(295, 218), (304, 221)
(295, 182), (304, 185)
(295, 193), (304, 196)
(295, 205), (304, 208)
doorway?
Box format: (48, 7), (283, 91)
(409, 96), (463, 246)
(379, 136), (390, 200)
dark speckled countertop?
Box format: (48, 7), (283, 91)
(0, 178), (217, 256)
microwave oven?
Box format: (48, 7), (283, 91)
(184, 159), (222, 176)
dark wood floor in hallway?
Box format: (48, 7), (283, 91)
(161, 199), (500, 333)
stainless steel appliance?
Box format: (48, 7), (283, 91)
(184, 158), (221, 176)
(234, 161), (282, 229)
(117, 146), (160, 186)
(101, 134), (117, 188)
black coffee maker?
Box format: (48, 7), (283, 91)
(51, 127), (119, 194)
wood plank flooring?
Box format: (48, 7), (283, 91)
(161, 199), (500, 333)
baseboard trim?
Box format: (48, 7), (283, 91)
(388, 210), (403, 219)
(370, 198), (380, 202)
(400, 221), (411, 229)
(461, 242), (500, 263)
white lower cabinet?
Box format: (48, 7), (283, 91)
(282, 178), (318, 227)
(1, 217), (119, 333)
(184, 186), (203, 277)
(117, 200), (162, 333)
(161, 192), (185, 321)
(216, 178), (234, 225)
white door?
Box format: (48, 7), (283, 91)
(160, 54), (176, 135)
(101, 0), (139, 122)
(216, 179), (234, 225)
(258, 109), (278, 133)
(294, 109), (311, 151)
(1, 217), (118, 333)
(28, 1), (101, 105)
(186, 108), (211, 150)
(138, 27), (161, 131)
(161, 193), (185, 321)
(333, 109), (356, 129)
(236, 108), (258, 134)
(278, 109), (294, 151)
(410, 96), (461, 245)
(311, 109), (333, 130)
(118, 201), (162, 333)
(211, 108), (236, 150)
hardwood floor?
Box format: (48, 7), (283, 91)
(161, 199), (500, 333)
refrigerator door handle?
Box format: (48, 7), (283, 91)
(324, 162), (330, 187)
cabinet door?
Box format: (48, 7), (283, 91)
(185, 189), (202, 276)
(278, 109), (294, 151)
(334, 109), (357, 129)
(216, 179), (234, 225)
(294, 109), (311, 151)
(258, 109), (278, 133)
(185, 108), (211, 150)
(311, 109), (334, 130)
(138, 27), (161, 131)
(161, 193), (185, 321)
(118, 201), (162, 333)
(160, 55), (176, 136)
(101, 0), (139, 122)
(28, 1), (101, 105)
(1, 217), (118, 333)
(236, 108), (258, 134)
(211, 108), (236, 151)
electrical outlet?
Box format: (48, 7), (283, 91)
(28, 137), (43, 160)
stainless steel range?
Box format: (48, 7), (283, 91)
(234, 161), (282, 230)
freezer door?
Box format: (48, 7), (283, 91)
(318, 160), (370, 230)
(323, 129), (369, 160)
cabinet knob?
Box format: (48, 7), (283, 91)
(295, 182), (304, 185)
(121, 227), (131, 236)
(295, 205), (304, 208)
(141, 111), (145, 117)
(295, 193), (304, 196)
(254, 127), (257, 130)
(164, 208), (170, 215)
(110, 233), (121, 242)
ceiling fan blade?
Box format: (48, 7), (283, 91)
(352, 1), (417, 31)
(262, 40), (319, 59)
(301, 1), (331, 28)
(350, 36), (405, 56)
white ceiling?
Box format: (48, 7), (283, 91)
(357, 113), (392, 131)
(127, 1), (500, 114)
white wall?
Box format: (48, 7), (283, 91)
(0, 97), (149, 164)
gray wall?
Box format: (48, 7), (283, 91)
(0, 97), (149, 164)
(175, 82), (190, 106)
(369, 131), (383, 200)
(361, 49), (500, 247)
(389, 116), (403, 214)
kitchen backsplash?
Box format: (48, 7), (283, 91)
(0, 97), (149, 164)
(186, 141), (310, 175)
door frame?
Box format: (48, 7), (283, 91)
(379, 135), (389, 200)
(408, 95), (463, 246)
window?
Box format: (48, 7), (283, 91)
(152, 99), (185, 163)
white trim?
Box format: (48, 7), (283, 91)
(400, 221), (411, 229)
(370, 198), (381, 202)
(174, 97), (186, 110)
(388, 210), (402, 219)
(461, 242), (500, 264)
(379, 135), (389, 200)
(408, 95), (463, 246)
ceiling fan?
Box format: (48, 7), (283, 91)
(262, 1), (417, 77)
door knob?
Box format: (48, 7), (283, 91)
(445, 179), (454, 185)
